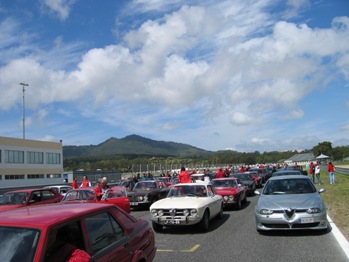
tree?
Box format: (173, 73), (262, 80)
(313, 141), (333, 157)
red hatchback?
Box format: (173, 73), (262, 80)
(0, 188), (63, 212)
(0, 203), (156, 262)
(62, 186), (131, 213)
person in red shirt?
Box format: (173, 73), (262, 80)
(216, 168), (225, 178)
(80, 176), (91, 188)
(179, 167), (192, 183)
(239, 166), (245, 172)
(72, 177), (78, 189)
(95, 177), (110, 200)
(327, 162), (336, 184)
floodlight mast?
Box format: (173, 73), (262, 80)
(19, 82), (29, 139)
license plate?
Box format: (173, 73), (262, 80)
(299, 217), (314, 223)
(164, 219), (180, 225)
(130, 202), (138, 206)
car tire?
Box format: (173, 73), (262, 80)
(152, 221), (163, 233)
(242, 193), (247, 204)
(217, 204), (223, 219)
(235, 198), (242, 210)
(198, 210), (209, 232)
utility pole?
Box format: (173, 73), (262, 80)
(19, 82), (28, 139)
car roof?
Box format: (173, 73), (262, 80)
(0, 203), (114, 229)
(44, 185), (72, 188)
(212, 177), (238, 181)
(273, 170), (302, 174)
(268, 175), (309, 181)
(4, 188), (54, 194)
(174, 182), (210, 186)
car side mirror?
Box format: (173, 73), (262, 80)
(254, 190), (261, 195)
(319, 188), (326, 193)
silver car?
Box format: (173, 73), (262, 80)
(255, 175), (328, 232)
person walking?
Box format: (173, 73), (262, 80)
(315, 162), (321, 185)
(327, 162), (336, 184)
(72, 177), (78, 189)
(95, 177), (110, 200)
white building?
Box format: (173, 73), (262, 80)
(0, 136), (64, 188)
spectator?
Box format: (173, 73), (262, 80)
(95, 177), (110, 200)
(315, 162), (321, 185)
(179, 167), (192, 183)
(216, 168), (225, 178)
(72, 178), (78, 189)
(309, 162), (315, 183)
(80, 176), (91, 188)
(327, 162), (336, 184)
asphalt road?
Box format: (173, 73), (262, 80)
(131, 195), (349, 262)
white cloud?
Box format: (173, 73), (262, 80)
(40, 0), (77, 20)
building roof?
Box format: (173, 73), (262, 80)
(284, 153), (315, 163)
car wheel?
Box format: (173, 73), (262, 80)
(198, 210), (209, 232)
(217, 204), (223, 219)
(235, 198), (242, 210)
(152, 221), (163, 233)
(242, 193), (247, 204)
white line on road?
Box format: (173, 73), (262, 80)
(328, 215), (349, 260)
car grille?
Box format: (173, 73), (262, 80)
(162, 209), (187, 216)
(262, 223), (320, 229)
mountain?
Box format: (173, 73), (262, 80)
(63, 135), (211, 159)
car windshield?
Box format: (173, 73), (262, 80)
(134, 182), (157, 190)
(212, 180), (238, 187)
(0, 226), (40, 262)
(0, 192), (29, 205)
(263, 178), (316, 195)
(168, 185), (207, 197)
(233, 174), (251, 180)
(63, 190), (96, 201)
(105, 187), (127, 198)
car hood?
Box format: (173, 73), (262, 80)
(150, 197), (209, 209)
(128, 190), (156, 196)
(215, 187), (240, 195)
(257, 193), (325, 210)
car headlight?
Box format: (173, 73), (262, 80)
(183, 209), (189, 216)
(151, 209), (158, 217)
(144, 195), (148, 201)
(223, 196), (228, 201)
(228, 195), (234, 201)
(190, 209), (198, 217)
(307, 208), (321, 214)
(158, 210), (163, 216)
(138, 196), (143, 201)
(260, 209), (273, 215)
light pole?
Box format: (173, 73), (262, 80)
(19, 82), (28, 139)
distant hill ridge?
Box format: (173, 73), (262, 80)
(63, 134), (211, 158)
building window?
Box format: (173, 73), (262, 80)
(0, 175), (2, 180)
(5, 150), (24, 163)
(46, 153), (61, 164)
(27, 174), (45, 179)
(46, 174), (61, 179)
(5, 175), (25, 180)
(27, 152), (44, 164)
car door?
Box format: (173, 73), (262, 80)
(207, 185), (221, 216)
(84, 211), (131, 262)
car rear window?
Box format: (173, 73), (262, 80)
(0, 226), (40, 262)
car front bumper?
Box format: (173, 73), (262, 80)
(151, 216), (202, 226)
(255, 211), (328, 231)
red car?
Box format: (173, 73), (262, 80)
(0, 203), (156, 262)
(0, 188), (63, 212)
(248, 171), (263, 188)
(212, 177), (247, 210)
(62, 186), (131, 213)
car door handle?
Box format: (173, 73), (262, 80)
(124, 242), (129, 248)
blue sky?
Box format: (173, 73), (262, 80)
(0, 0), (348, 153)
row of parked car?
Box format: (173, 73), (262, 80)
(0, 165), (326, 261)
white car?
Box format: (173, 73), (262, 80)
(150, 182), (223, 232)
(43, 185), (72, 196)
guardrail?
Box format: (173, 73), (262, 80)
(335, 167), (349, 176)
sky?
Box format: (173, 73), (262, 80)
(0, 0), (349, 153)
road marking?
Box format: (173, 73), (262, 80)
(327, 215), (349, 259)
(157, 244), (200, 253)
